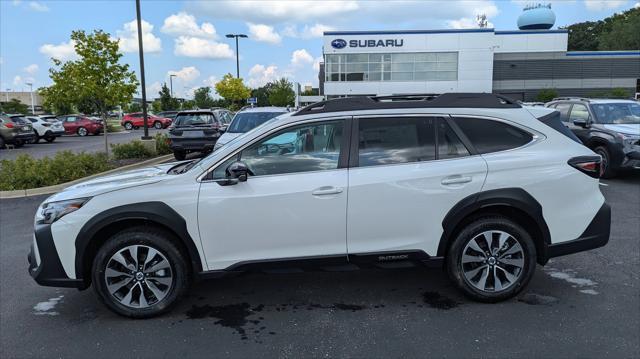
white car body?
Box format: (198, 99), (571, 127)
(29, 94), (610, 316)
(26, 116), (65, 140)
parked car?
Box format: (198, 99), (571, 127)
(546, 97), (640, 178)
(39, 114), (60, 123)
(28, 93), (611, 318)
(156, 111), (179, 121)
(214, 107), (289, 151)
(168, 108), (233, 160)
(58, 114), (103, 136)
(0, 114), (36, 148)
(24, 116), (65, 143)
(121, 112), (172, 130)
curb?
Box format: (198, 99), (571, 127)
(0, 154), (174, 199)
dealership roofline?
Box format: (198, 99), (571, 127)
(565, 51), (640, 56)
(324, 29), (569, 36)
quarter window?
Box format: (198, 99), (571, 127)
(569, 104), (591, 122)
(452, 117), (533, 154)
(358, 117), (436, 167)
(437, 121), (469, 159)
(554, 103), (572, 122)
(212, 121), (344, 179)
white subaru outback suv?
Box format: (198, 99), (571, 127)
(28, 93), (610, 318)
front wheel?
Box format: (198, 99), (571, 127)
(594, 145), (616, 179)
(77, 127), (88, 137)
(153, 121), (163, 129)
(92, 227), (190, 318)
(446, 216), (536, 303)
(123, 122), (133, 130)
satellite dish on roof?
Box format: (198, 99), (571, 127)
(518, 3), (556, 30)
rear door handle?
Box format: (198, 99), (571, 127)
(312, 186), (344, 196)
(441, 175), (473, 186)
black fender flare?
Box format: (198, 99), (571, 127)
(436, 188), (551, 259)
(75, 202), (203, 281)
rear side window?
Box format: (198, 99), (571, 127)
(452, 117), (533, 154)
(358, 117), (436, 166)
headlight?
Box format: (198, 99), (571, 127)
(39, 198), (91, 224)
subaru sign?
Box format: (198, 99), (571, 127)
(331, 39), (347, 49)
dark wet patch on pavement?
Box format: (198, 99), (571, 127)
(518, 293), (559, 306)
(422, 291), (459, 310)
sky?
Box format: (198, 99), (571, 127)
(1, 0), (638, 100)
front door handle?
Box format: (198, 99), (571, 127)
(441, 175), (473, 186)
(312, 186), (344, 196)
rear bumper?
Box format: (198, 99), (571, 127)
(170, 137), (218, 151)
(544, 203), (611, 261)
(14, 132), (36, 141)
(28, 223), (85, 289)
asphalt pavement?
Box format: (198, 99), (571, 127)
(0, 128), (168, 161)
(0, 173), (638, 358)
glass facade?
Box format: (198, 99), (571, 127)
(325, 52), (458, 82)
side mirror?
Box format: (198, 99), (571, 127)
(222, 161), (251, 184)
(572, 118), (589, 128)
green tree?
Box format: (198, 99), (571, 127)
(158, 83), (180, 110)
(251, 85), (272, 107)
(535, 88), (558, 103)
(39, 86), (74, 115)
(564, 7), (640, 51)
(151, 99), (162, 113)
(45, 30), (138, 156)
(268, 78), (295, 107)
(609, 88), (630, 98)
(0, 99), (29, 114)
(125, 102), (142, 113)
(215, 73), (251, 110)
(193, 87), (215, 109)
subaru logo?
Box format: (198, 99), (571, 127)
(331, 39), (347, 49)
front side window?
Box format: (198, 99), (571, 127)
(212, 121), (344, 179)
(358, 117), (436, 167)
(452, 117), (533, 154)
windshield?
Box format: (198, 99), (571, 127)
(592, 103), (640, 125)
(174, 113), (214, 126)
(227, 112), (285, 133)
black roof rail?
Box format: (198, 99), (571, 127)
(551, 97), (591, 102)
(292, 93), (520, 116)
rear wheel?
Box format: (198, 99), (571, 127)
(44, 132), (56, 143)
(92, 227), (190, 318)
(77, 127), (88, 137)
(32, 130), (40, 144)
(446, 216), (536, 303)
(594, 145), (616, 179)
(173, 150), (186, 161)
(123, 122), (133, 130)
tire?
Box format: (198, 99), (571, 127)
(0, 136), (5, 149)
(446, 216), (536, 303)
(44, 132), (56, 143)
(124, 122), (133, 130)
(594, 145), (616, 179)
(77, 127), (88, 137)
(153, 121), (162, 129)
(14, 139), (24, 148)
(32, 130), (40, 144)
(92, 226), (191, 318)
(173, 150), (186, 161)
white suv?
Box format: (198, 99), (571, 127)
(28, 93), (610, 318)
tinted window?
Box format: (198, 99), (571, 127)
(438, 121), (469, 159)
(569, 104), (591, 122)
(452, 117), (533, 154)
(554, 103), (571, 122)
(592, 103), (640, 124)
(227, 112), (286, 133)
(358, 117), (435, 167)
(174, 113), (214, 126)
(212, 121), (343, 178)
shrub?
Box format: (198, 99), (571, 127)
(154, 133), (172, 155)
(609, 88), (630, 99)
(111, 140), (154, 160)
(535, 89), (559, 103)
(0, 151), (113, 191)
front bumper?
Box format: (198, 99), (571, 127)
(544, 203), (611, 261)
(620, 150), (640, 169)
(28, 223), (85, 289)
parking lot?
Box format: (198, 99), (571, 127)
(0, 172), (637, 358)
(0, 129), (168, 161)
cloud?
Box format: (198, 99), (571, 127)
(147, 81), (163, 97)
(247, 64), (281, 87)
(28, 1), (48, 12)
(23, 64), (39, 74)
(447, 17), (494, 29)
(291, 49), (314, 67)
(202, 75), (218, 88)
(174, 36), (234, 59)
(13, 76), (22, 86)
(116, 19), (162, 53)
(584, 0), (627, 11)
(39, 40), (78, 61)
(168, 66), (201, 83)
(247, 23), (282, 44)
(162, 12), (217, 38)
(283, 23), (335, 39)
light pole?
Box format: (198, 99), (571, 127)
(135, 0), (150, 140)
(25, 82), (34, 114)
(169, 74), (176, 97)
(225, 33), (248, 78)
(5, 88), (9, 102)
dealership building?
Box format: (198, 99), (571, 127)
(319, 15), (640, 101)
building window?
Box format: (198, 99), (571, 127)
(325, 52), (458, 83)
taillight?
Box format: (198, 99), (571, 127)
(568, 156), (602, 179)
(4, 122), (14, 128)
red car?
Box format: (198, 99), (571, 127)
(58, 115), (103, 136)
(121, 112), (172, 130)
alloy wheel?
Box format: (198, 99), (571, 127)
(104, 245), (173, 309)
(461, 230), (524, 292)
(124, 122), (133, 130)
(78, 127), (87, 136)
(154, 122), (162, 129)
(595, 148), (608, 175)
